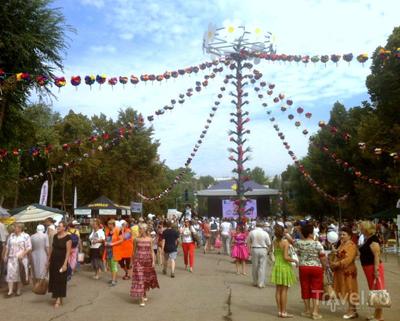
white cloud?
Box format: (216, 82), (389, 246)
(81, 0), (105, 9)
(89, 45), (116, 53)
(46, 0), (400, 177)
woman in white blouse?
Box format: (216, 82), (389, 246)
(180, 220), (196, 272)
(88, 219), (105, 280)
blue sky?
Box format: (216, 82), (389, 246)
(38, 0), (400, 178)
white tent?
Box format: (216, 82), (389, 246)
(11, 204), (65, 223)
(167, 209), (182, 220)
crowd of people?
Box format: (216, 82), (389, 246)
(0, 211), (395, 320)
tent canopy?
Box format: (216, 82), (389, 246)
(0, 206), (10, 218)
(74, 196), (129, 216)
(368, 208), (399, 220)
(77, 196), (123, 210)
(167, 209), (182, 220)
(10, 204), (65, 223)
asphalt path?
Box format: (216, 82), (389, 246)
(0, 250), (399, 321)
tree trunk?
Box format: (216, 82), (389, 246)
(62, 170), (66, 211)
(13, 181), (19, 208)
(0, 101), (6, 131)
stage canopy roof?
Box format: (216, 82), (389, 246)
(196, 180), (279, 197)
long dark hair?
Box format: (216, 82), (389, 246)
(274, 224), (285, 241)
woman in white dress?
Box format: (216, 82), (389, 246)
(3, 223), (32, 297)
(30, 224), (49, 284)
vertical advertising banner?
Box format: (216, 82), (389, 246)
(39, 180), (48, 206)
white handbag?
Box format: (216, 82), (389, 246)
(288, 245), (298, 266)
(368, 278), (391, 308)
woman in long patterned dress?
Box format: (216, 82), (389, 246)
(331, 226), (359, 320)
(3, 223), (32, 297)
(130, 223), (159, 307)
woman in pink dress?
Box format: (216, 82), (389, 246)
(130, 223), (159, 307)
(231, 225), (249, 275)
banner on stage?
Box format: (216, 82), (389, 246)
(39, 180), (48, 206)
(222, 199), (257, 219)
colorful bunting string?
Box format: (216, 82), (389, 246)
(138, 85), (226, 201)
(266, 114), (349, 202)
(0, 116), (144, 162)
(19, 122), (137, 183)
(0, 58), (232, 92)
(263, 91), (400, 191)
(145, 65), (227, 122)
(257, 84), (399, 161)
(241, 47), (400, 67)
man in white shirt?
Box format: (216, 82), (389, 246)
(248, 220), (271, 288)
(220, 218), (232, 256)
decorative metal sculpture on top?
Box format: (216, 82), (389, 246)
(203, 24), (276, 220)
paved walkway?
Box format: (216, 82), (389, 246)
(0, 250), (399, 321)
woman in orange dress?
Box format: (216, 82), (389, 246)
(104, 220), (124, 286)
(331, 226), (359, 320)
(119, 220), (133, 280)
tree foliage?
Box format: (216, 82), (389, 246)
(282, 27), (400, 219)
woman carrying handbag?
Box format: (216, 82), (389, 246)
(359, 221), (390, 321)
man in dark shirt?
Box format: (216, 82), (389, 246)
(162, 221), (180, 278)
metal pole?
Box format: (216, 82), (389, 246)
(229, 35), (250, 222)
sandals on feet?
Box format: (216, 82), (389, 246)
(280, 313), (294, 318)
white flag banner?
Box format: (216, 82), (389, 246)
(39, 180), (49, 206)
(73, 186), (78, 209)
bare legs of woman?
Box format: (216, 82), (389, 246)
(6, 282), (22, 296)
(302, 299), (321, 319)
(7, 282), (14, 296)
(275, 285), (293, 318)
(157, 248), (163, 266)
(93, 268), (101, 280)
(204, 238), (209, 254)
(54, 297), (62, 308)
(15, 282), (22, 296)
(235, 260), (247, 275)
(374, 307), (383, 321)
(140, 292), (148, 307)
(344, 303), (358, 319)
(241, 260), (247, 275)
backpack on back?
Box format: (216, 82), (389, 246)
(70, 232), (79, 248)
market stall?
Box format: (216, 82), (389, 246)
(73, 196), (131, 257)
(10, 204), (65, 223)
(0, 206), (14, 226)
(74, 195), (130, 221)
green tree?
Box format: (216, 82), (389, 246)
(249, 166), (269, 185)
(0, 0), (72, 129)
